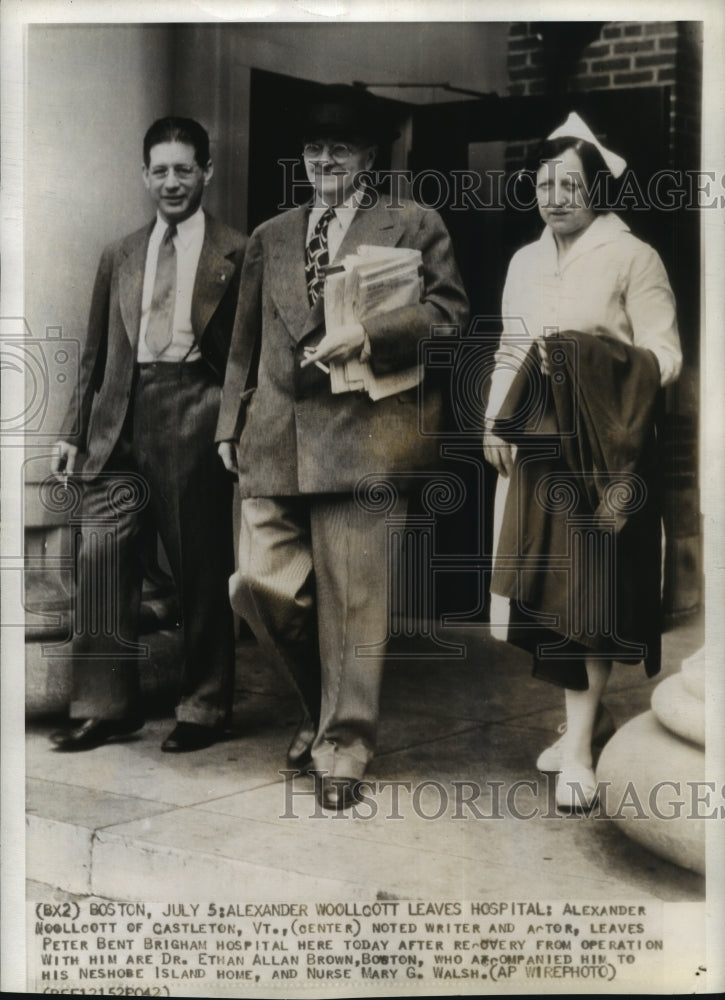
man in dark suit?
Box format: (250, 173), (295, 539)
(50, 117), (246, 753)
(216, 86), (468, 808)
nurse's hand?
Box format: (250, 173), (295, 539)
(483, 431), (514, 478)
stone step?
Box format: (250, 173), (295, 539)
(25, 780), (369, 901)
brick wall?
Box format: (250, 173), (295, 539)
(508, 21), (702, 160)
(508, 21), (702, 162)
(509, 21), (678, 93)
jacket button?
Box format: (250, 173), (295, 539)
(219, 273), (227, 282)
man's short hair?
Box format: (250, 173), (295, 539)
(143, 117), (210, 167)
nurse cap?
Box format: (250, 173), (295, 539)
(547, 112), (627, 178)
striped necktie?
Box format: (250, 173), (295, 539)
(305, 207), (335, 306)
(145, 224), (177, 356)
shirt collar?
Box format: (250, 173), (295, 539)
(310, 187), (366, 219)
(541, 212), (631, 265)
(153, 206), (205, 248)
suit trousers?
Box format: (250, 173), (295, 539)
(69, 361), (235, 726)
(230, 492), (407, 779)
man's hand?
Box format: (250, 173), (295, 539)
(482, 431), (514, 478)
(217, 440), (238, 475)
(51, 441), (78, 479)
(300, 321), (366, 368)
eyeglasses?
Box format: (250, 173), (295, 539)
(302, 142), (360, 163)
(148, 165), (200, 180)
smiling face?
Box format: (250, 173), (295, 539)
(142, 141), (213, 224)
(303, 136), (376, 206)
(536, 147), (596, 247)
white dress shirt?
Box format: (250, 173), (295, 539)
(137, 207), (205, 362)
(486, 212), (682, 420)
(306, 192), (364, 262)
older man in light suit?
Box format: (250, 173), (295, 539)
(50, 117), (246, 753)
(217, 86), (469, 808)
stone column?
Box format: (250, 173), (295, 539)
(596, 647), (706, 875)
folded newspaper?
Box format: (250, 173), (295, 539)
(323, 244), (424, 400)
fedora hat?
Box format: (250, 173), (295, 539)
(300, 84), (400, 145)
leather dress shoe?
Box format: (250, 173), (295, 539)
(50, 716), (144, 752)
(316, 775), (363, 811)
(161, 722), (220, 753)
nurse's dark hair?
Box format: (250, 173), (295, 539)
(524, 136), (613, 210)
(143, 117), (210, 167)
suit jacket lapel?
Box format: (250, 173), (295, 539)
(270, 198), (406, 344)
(191, 215), (238, 340)
(118, 223), (153, 350)
(268, 206), (311, 341)
(120, 215), (240, 351)
(334, 197), (403, 260)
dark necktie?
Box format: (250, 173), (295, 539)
(145, 224), (177, 356)
(305, 207), (335, 306)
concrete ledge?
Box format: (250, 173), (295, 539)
(91, 820), (373, 902)
(26, 778), (174, 896)
(26, 813), (93, 897)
